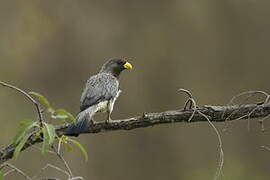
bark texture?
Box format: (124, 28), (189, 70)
(1, 103), (270, 164)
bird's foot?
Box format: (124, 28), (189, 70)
(106, 118), (113, 124)
(106, 113), (113, 124)
(89, 118), (96, 125)
(106, 115), (115, 124)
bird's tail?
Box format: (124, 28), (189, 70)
(62, 111), (93, 136)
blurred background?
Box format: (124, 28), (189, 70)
(1, 0), (270, 179)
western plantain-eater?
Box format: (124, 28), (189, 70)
(65, 58), (133, 135)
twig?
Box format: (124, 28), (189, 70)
(223, 90), (270, 131)
(4, 169), (15, 176)
(228, 91), (269, 105)
(178, 88), (194, 110)
(52, 146), (73, 179)
(1, 163), (32, 180)
(258, 114), (270, 132)
(0, 81), (44, 127)
(198, 111), (224, 180)
(32, 164), (70, 180)
(178, 88), (197, 122)
(223, 91), (270, 121)
(178, 88), (224, 180)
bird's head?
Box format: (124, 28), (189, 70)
(100, 58), (133, 78)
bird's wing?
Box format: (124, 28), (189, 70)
(80, 73), (119, 111)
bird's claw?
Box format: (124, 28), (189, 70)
(89, 118), (96, 125)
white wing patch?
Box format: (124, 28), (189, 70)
(78, 90), (122, 122)
(95, 101), (109, 113)
(81, 100), (108, 119)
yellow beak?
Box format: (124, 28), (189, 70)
(123, 62), (133, 70)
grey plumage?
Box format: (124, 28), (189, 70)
(64, 58), (132, 136)
(80, 73), (119, 112)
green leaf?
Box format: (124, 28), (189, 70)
(29, 92), (51, 108)
(0, 171), (4, 180)
(47, 107), (55, 114)
(13, 133), (32, 160)
(68, 138), (88, 161)
(44, 123), (56, 146)
(42, 123), (56, 154)
(19, 120), (35, 126)
(59, 135), (73, 152)
(65, 143), (73, 152)
(12, 120), (37, 145)
(42, 126), (49, 155)
(52, 109), (75, 122)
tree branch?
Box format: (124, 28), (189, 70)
(0, 81), (44, 126)
(1, 102), (270, 164)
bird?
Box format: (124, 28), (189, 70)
(64, 58), (133, 136)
